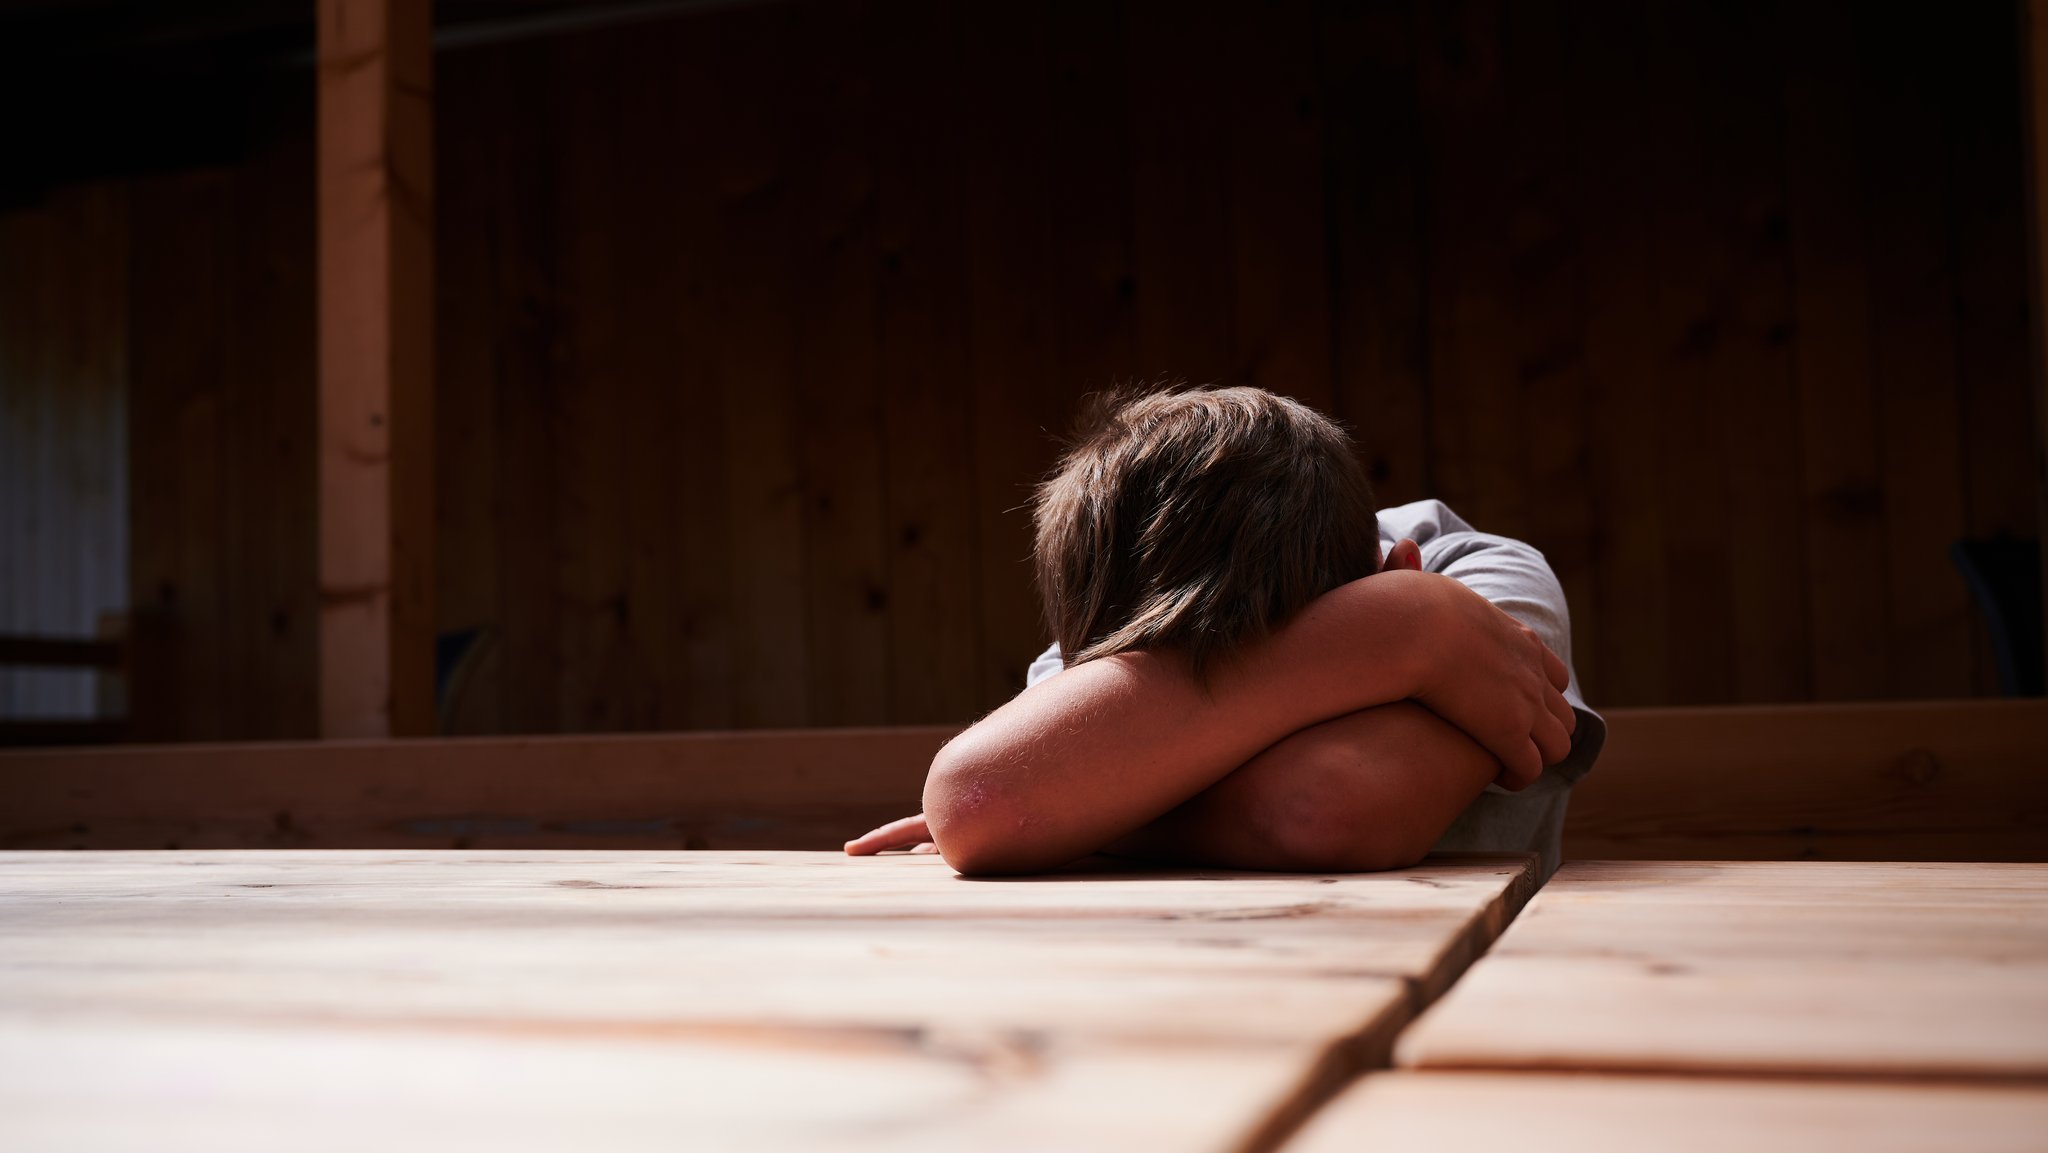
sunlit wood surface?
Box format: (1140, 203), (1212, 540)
(1288, 1074), (2048, 1153)
(0, 850), (1535, 1153)
(1397, 861), (2048, 1078)
(1279, 860), (2048, 1152)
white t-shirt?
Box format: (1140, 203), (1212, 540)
(1024, 499), (1606, 880)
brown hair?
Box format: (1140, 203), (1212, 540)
(1032, 385), (1381, 682)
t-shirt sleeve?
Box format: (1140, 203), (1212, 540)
(1421, 527), (1606, 783)
(1025, 643), (1065, 688)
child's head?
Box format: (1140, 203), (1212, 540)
(1033, 385), (1381, 680)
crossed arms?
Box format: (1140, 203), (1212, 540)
(850, 565), (1577, 876)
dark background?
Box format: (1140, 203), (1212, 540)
(0, 0), (2039, 741)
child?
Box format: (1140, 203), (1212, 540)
(847, 386), (1603, 877)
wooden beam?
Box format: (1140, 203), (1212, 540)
(2027, 0), (2048, 684)
(1563, 699), (2048, 862)
(317, 0), (434, 737)
(2, 703), (2045, 858)
(0, 726), (946, 849)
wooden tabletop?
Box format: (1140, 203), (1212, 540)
(0, 849), (1536, 1153)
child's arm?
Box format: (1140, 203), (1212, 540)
(1100, 702), (1497, 870)
(922, 569), (1574, 875)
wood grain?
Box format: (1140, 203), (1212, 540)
(317, 0), (434, 738)
(6, 2), (2041, 743)
(1290, 1073), (2048, 1153)
(1396, 860), (2048, 1078)
(0, 850), (1537, 1153)
(1563, 698), (2048, 862)
(4, 700), (2044, 857)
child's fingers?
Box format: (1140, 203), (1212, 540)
(844, 813), (932, 856)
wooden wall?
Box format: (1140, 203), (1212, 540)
(0, 0), (2039, 739)
(0, 186), (128, 720)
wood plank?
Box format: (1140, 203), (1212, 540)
(706, 5), (811, 729)
(1946, 1), (2036, 694)
(1320, 0), (1430, 510)
(130, 172), (231, 741)
(1858, 4), (1976, 699)
(1501, 0), (1598, 695)
(432, 41), (508, 736)
(1783, 0), (1891, 700)
(1224, 0), (1332, 412)
(1416, 0), (1523, 535)
(1706, 4), (1812, 703)
(874, 0), (981, 724)
(0, 850), (1537, 1153)
(1396, 860), (2048, 1078)
(960, 3), (1057, 710)
(547, 30), (635, 732)
(4, 700), (2043, 856)
(1290, 1074), (2048, 1153)
(1126, 0), (1234, 382)
(792, 0), (890, 727)
(2028, 0), (2048, 668)
(1575, 0), (1669, 707)
(1563, 698), (2048, 862)
(0, 728), (948, 851)
(317, 0), (434, 738)
(229, 126), (319, 741)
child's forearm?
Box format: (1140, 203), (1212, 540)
(923, 569), (1564, 875)
(1101, 702), (1499, 871)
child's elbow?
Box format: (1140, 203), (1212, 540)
(922, 745), (1039, 877)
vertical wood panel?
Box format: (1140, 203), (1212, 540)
(1859, 4), (1976, 700)
(1644, 1), (1739, 706)
(792, 0), (890, 726)
(1500, 0), (1598, 690)
(1783, 0), (1892, 701)
(1946, 1), (2038, 694)
(1225, 0), (1333, 411)
(0, 188), (128, 720)
(875, 0), (980, 723)
(710, 8), (811, 728)
(1126, 0), (1233, 383)
(961, 3), (1057, 707)
(549, 31), (635, 732)
(130, 173), (231, 739)
(433, 41), (505, 735)
(486, 41), (568, 735)
(1322, 0), (1431, 512)
(1417, 0), (1525, 536)
(1576, 0), (1669, 706)
(1707, 3), (1813, 703)
(2032, 0), (2048, 678)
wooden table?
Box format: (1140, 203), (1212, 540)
(1290, 861), (2048, 1153)
(0, 850), (1536, 1153)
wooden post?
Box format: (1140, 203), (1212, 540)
(2028, 0), (2048, 689)
(317, 0), (434, 737)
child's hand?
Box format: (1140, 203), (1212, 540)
(1409, 576), (1575, 790)
(844, 813), (939, 855)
